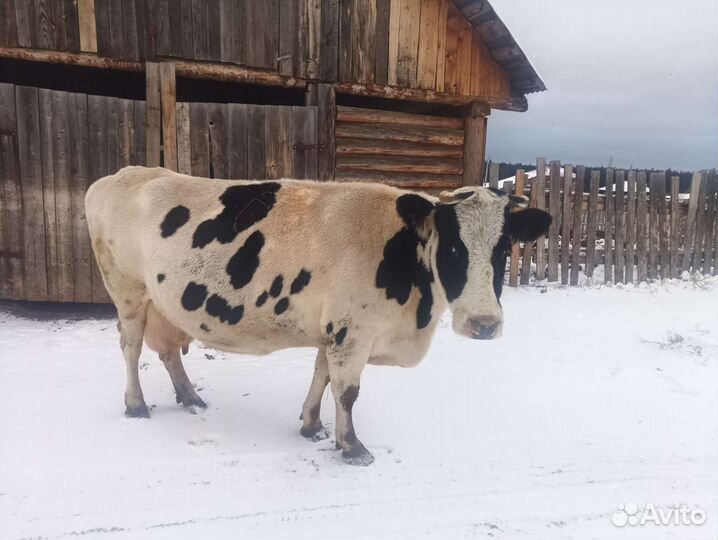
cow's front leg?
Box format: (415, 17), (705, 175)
(300, 348), (330, 441)
(327, 347), (374, 466)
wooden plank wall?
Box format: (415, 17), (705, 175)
(503, 159), (718, 287)
(334, 105), (464, 189)
(1, 0), (81, 52)
(0, 83), (146, 303)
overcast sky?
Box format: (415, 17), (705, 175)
(486, 0), (718, 171)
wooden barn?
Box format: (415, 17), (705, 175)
(0, 0), (545, 303)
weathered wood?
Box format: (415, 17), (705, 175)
(337, 138), (462, 158)
(336, 154), (462, 175)
(106, 97), (120, 174)
(247, 0), (279, 68)
(134, 0), (148, 60)
(178, 0), (194, 58)
(15, 85), (48, 300)
(33, 0), (53, 50)
(656, 172), (669, 278)
(117, 98), (134, 168)
(132, 100), (146, 165)
(0, 83), (24, 299)
(417, 0), (439, 89)
(604, 168), (614, 283)
(68, 92), (92, 302)
(353, 0), (376, 84)
(319, 0), (339, 80)
(278, 0), (293, 75)
(52, 0), (70, 50)
(0, 0), (19, 47)
(159, 62), (177, 170)
(176, 101), (191, 174)
(396, 0), (421, 87)
(155, 0), (171, 57)
(547, 160), (560, 282)
(442, 0), (460, 92)
(488, 161), (499, 189)
(208, 103), (229, 179)
(614, 170), (625, 283)
(227, 102), (248, 178)
(454, 14), (472, 95)
(335, 122), (463, 146)
(636, 171), (648, 282)
(648, 172), (659, 279)
(335, 169), (461, 188)
(317, 83), (335, 181)
(681, 172), (702, 274)
(78, 0), (98, 52)
(207, 0), (221, 61)
(691, 172), (709, 272)
(520, 173), (538, 285)
(702, 173), (717, 275)
(190, 0), (209, 60)
(625, 170), (637, 283)
(292, 106), (307, 179)
(669, 176), (680, 278)
(246, 105), (266, 179)
(584, 170), (600, 278)
(375, 0), (391, 85)
(64, 0), (81, 52)
(337, 106), (463, 129)
(434, 0), (448, 91)
(121, 0), (139, 60)
(293, 0), (309, 77)
(87, 95), (107, 301)
(305, 106), (318, 179)
(14, 0), (33, 48)
(145, 62), (161, 167)
(560, 164), (573, 285)
(534, 157), (547, 280)
(337, 0), (352, 81)
(38, 90), (58, 301)
(265, 106), (292, 179)
(220, 0), (243, 63)
(462, 102), (486, 186)
(386, 0), (400, 85)
(107, 0), (125, 58)
(189, 102), (209, 177)
(570, 166), (585, 286)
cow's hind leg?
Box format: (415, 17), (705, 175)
(118, 306), (150, 418)
(300, 348), (330, 441)
(159, 350), (207, 409)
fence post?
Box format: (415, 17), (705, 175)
(488, 161), (499, 189)
(585, 170), (600, 278)
(614, 170), (625, 283)
(570, 166), (584, 286)
(560, 164), (573, 285)
(692, 172), (710, 272)
(657, 172), (669, 278)
(159, 62), (177, 171)
(547, 160), (561, 281)
(648, 173), (660, 279)
(535, 157), (547, 280)
(636, 171), (648, 281)
(604, 168), (614, 283)
(519, 170), (536, 285)
(317, 83), (335, 181)
(625, 170), (637, 283)
(462, 102), (489, 186)
(703, 172), (717, 275)
(145, 62), (161, 167)
(682, 172), (702, 273)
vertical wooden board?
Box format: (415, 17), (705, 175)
(246, 0), (266, 67)
(462, 106), (485, 185)
(14, 0), (34, 48)
(62, 0), (81, 51)
(51, 0), (69, 50)
(519, 174), (538, 285)
(702, 174), (717, 275)
(227, 103), (248, 178)
(246, 105), (266, 179)
(317, 83), (335, 180)
(656, 172), (669, 278)
(160, 62), (177, 171)
(178, 0), (194, 58)
(570, 166), (585, 286)
(132, 100), (146, 165)
(162, 0), (181, 57)
(469, 29), (482, 96)
(396, 0), (421, 87)
(189, 102), (210, 177)
(614, 170), (625, 283)
(265, 106), (292, 179)
(207, 0), (221, 60)
(604, 168), (614, 282)
(304, 106), (318, 179)
(691, 172), (709, 272)
(220, 0), (241, 63)
(176, 102), (192, 174)
(68, 92), (92, 302)
(106, 97), (120, 177)
(77, 0), (98, 52)
(15, 86), (48, 301)
(374, 0), (391, 85)
(155, 0), (171, 56)
(488, 161), (499, 189)
(121, 0), (139, 59)
(681, 172), (702, 273)
(118, 98), (134, 168)
(534, 157), (547, 280)
(94, 0), (110, 55)
(263, 0), (280, 69)
(636, 171), (648, 282)
(293, 0), (309, 77)
(442, 2), (460, 93)
(354, 0), (377, 84)
(208, 103), (229, 179)
(291, 106), (307, 179)
(508, 170), (524, 287)
(547, 160), (560, 282)
(647, 173), (659, 278)
(584, 171), (600, 278)
(625, 170), (637, 283)
(669, 176), (680, 278)
(190, 0), (209, 60)
(134, 0), (148, 60)
(434, 0), (448, 92)
(38, 90), (58, 301)
(416, 0), (440, 90)
(454, 18), (472, 95)
(560, 164), (573, 285)
(145, 62), (161, 167)
(319, 0), (340, 81)
(107, 0), (125, 58)
(87, 95), (109, 302)
(305, 0), (320, 78)
(337, 0), (353, 81)
(278, 0), (294, 75)
(35, 0), (54, 49)
(386, 0), (401, 85)
(0, 0), (19, 47)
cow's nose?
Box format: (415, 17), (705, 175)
(468, 316), (501, 340)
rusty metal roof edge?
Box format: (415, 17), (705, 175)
(458, 0), (547, 96)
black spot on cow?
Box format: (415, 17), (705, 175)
(200, 323), (210, 332)
(269, 275), (284, 297)
(205, 294), (244, 325)
(435, 204), (468, 302)
(157, 273), (166, 283)
(181, 282), (208, 311)
(256, 291), (269, 307)
(335, 326), (348, 346)
(487, 187), (508, 198)
(160, 205), (190, 238)
(290, 269), (311, 295)
(226, 230), (264, 289)
(340, 385), (359, 412)
(274, 297), (289, 315)
(491, 207), (512, 302)
(326, 322), (333, 335)
(192, 183), (281, 248)
(376, 224), (435, 329)
(396, 194), (434, 228)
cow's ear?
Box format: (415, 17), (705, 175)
(396, 194), (436, 228)
(507, 208), (552, 243)
(438, 188), (475, 204)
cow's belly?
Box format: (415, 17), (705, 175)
(368, 325), (437, 367)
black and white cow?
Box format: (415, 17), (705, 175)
(85, 166), (551, 465)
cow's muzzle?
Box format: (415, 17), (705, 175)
(467, 316), (501, 340)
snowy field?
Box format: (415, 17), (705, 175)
(1, 278), (717, 540)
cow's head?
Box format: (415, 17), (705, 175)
(432, 186), (551, 340)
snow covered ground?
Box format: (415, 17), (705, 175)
(1, 278), (717, 540)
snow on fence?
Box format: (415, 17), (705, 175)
(488, 159), (718, 287)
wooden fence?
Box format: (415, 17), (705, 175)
(491, 159), (718, 287)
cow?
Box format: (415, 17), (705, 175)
(85, 166), (551, 466)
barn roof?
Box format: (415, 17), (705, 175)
(455, 0), (547, 95)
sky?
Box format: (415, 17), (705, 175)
(486, 0), (718, 171)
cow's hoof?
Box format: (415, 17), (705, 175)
(179, 394), (207, 409)
(341, 444), (374, 466)
(301, 424), (329, 442)
(125, 403), (150, 418)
